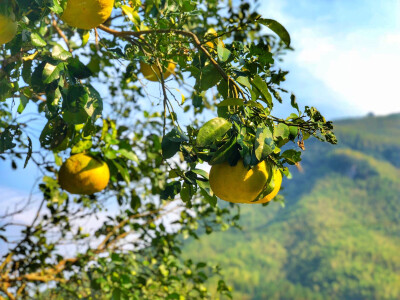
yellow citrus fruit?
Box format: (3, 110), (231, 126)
(58, 153), (110, 195)
(61, 0), (114, 30)
(251, 168), (282, 204)
(209, 159), (266, 203)
(0, 14), (17, 44)
(209, 159), (282, 204)
(140, 61), (176, 82)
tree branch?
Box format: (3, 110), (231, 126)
(97, 25), (247, 99)
(52, 15), (72, 52)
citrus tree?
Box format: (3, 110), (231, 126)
(0, 0), (337, 299)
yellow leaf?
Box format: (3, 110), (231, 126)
(176, 88), (185, 105)
(22, 51), (39, 61)
(81, 31), (90, 47)
(121, 5), (140, 25)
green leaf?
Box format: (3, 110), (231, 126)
(105, 148), (118, 159)
(199, 186), (217, 207)
(0, 79), (12, 101)
(192, 95), (203, 108)
(17, 95), (29, 114)
(86, 85), (103, 120)
(24, 136), (32, 168)
(43, 63), (64, 84)
(50, 0), (65, 14)
(71, 139), (92, 154)
(22, 60), (33, 84)
(111, 288), (121, 300)
(217, 40), (231, 62)
(250, 42), (274, 65)
(190, 169), (209, 180)
(252, 75), (272, 107)
(290, 93), (300, 113)
(111, 160), (130, 184)
(162, 139), (180, 159)
(31, 62), (47, 93)
(258, 18), (291, 47)
(121, 5), (141, 25)
(236, 76), (252, 90)
(217, 98), (244, 107)
(274, 123), (290, 140)
(165, 127), (189, 142)
(180, 182), (195, 202)
(254, 126), (275, 161)
(31, 32), (47, 47)
(217, 79), (229, 99)
(118, 149), (139, 162)
(161, 128), (188, 159)
(197, 117), (231, 147)
(289, 126), (298, 139)
(52, 44), (72, 61)
(281, 149), (302, 165)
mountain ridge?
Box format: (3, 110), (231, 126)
(183, 113), (400, 300)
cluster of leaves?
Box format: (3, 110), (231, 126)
(0, 0), (336, 299)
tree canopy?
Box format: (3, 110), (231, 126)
(0, 0), (336, 299)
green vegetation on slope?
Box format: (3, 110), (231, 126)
(183, 114), (400, 300)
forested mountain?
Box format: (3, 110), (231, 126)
(183, 113), (400, 300)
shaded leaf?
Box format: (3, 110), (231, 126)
(258, 18), (291, 47)
(23, 136), (32, 168)
(40, 117), (68, 150)
(67, 57), (92, 79)
(209, 137), (238, 165)
(161, 181), (181, 200)
(196, 64), (222, 92)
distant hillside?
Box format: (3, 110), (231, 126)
(183, 113), (400, 300)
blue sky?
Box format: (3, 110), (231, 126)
(2, 0), (400, 207)
(262, 0), (400, 119)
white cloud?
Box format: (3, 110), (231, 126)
(293, 28), (400, 116)
(0, 186), (40, 223)
(261, 1), (400, 117)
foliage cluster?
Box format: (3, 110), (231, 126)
(0, 0), (336, 298)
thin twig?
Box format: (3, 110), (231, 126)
(51, 16), (72, 52)
(97, 25), (247, 99)
(155, 59), (169, 137)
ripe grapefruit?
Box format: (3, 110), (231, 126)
(0, 13), (17, 44)
(209, 159), (281, 204)
(58, 153), (110, 195)
(61, 0), (114, 30)
(140, 61), (176, 82)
